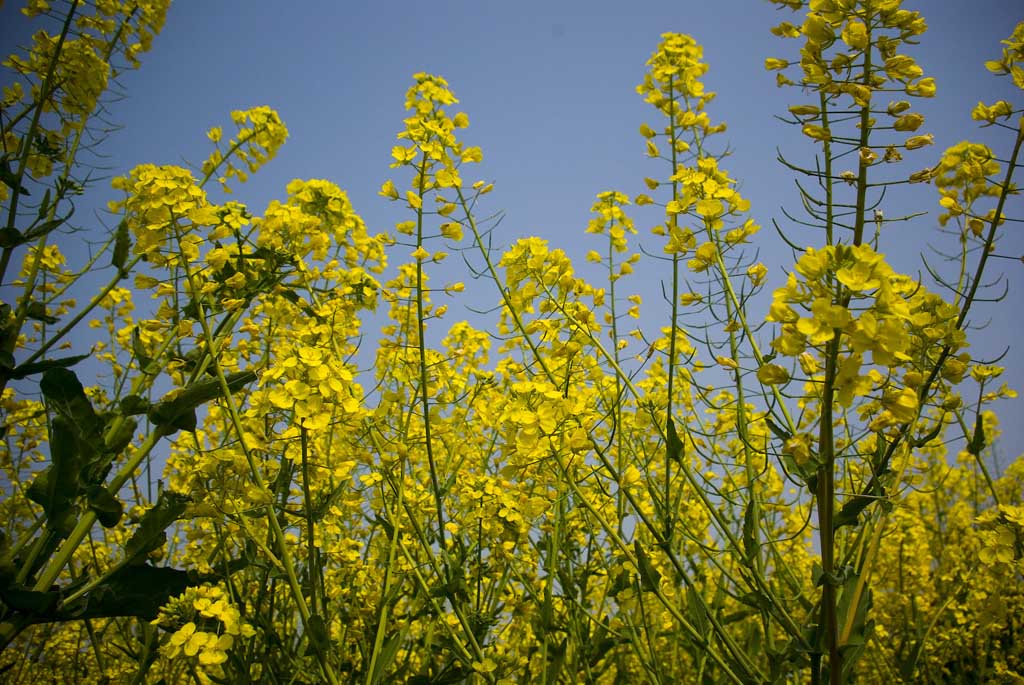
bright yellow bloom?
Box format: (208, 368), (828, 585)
(841, 20), (869, 50)
(757, 363), (790, 385)
(796, 297), (852, 345)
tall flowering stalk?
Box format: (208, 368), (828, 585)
(763, 2), (1023, 682)
(1, 1), (1022, 683)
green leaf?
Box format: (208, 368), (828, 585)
(666, 416), (683, 464)
(24, 218), (64, 241)
(125, 491), (190, 563)
(37, 189), (51, 219)
(25, 300), (58, 325)
(687, 587), (711, 636)
(737, 590), (773, 613)
(120, 395), (150, 416)
(369, 631), (404, 685)
(131, 327), (161, 374)
(0, 227), (25, 248)
(4, 353), (91, 381)
(837, 571), (873, 680)
(169, 408), (197, 433)
(87, 485), (123, 528)
(742, 498), (759, 563)
(834, 495), (873, 531)
(372, 514), (395, 539)
(609, 568), (631, 595)
(836, 571), (870, 642)
(104, 417), (137, 455)
(147, 370), (256, 431)
(0, 587), (60, 615)
(873, 433), (889, 470)
(71, 564), (215, 622)
(634, 540), (662, 592)
(24, 468), (51, 509)
(911, 419), (944, 449)
(0, 160), (29, 196)
(40, 367), (99, 430)
(968, 413), (986, 455)
(584, 621), (607, 662)
(306, 613), (330, 655)
(764, 416), (792, 442)
(544, 637), (567, 684)
(111, 219), (130, 277)
(26, 415), (81, 534)
(50, 416), (81, 493)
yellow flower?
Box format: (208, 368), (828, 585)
(379, 179), (400, 199)
(906, 77), (936, 98)
(747, 263), (768, 286)
(789, 104), (820, 117)
(794, 246), (831, 280)
(391, 145), (417, 165)
(802, 13), (833, 45)
(904, 133), (934, 150)
(695, 198), (723, 218)
(783, 433), (813, 466)
(972, 99), (1013, 124)
(883, 386), (919, 423)
(440, 222), (463, 240)
(716, 355), (739, 371)
(978, 527), (1016, 566)
(679, 292), (703, 305)
(687, 242), (718, 272)
(796, 298), (852, 345)
(841, 20), (869, 50)
(205, 247), (230, 271)
(756, 363), (790, 385)
(435, 167), (461, 188)
(802, 124), (831, 141)
(893, 112), (925, 131)
(798, 352), (819, 375)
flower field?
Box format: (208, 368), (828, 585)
(1, 1), (1022, 683)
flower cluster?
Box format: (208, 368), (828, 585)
(204, 106), (289, 193)
(154, 585), (256, 682)
(109, 164), (208, 262)
(3, 5), (1022, 685)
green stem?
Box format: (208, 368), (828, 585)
(176, 234), (339, 685)
(411, 153), (448, 558)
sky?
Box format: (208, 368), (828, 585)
(1, 1), (1022, 464)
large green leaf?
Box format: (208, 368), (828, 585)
(86, 485), (123, 528)
(111, 219), (131, 277)
(3, 353), (91, 382)
(125, 490), (190, 563)
(147, 369), (256, 432)
(634, 540), (662, 592)
(666, 416), (683, 464)
(25, 415), (80, 534)
(40, 367), (100, 433)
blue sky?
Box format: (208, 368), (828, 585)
(2, 1), (1022, 462)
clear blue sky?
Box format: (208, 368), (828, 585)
(2, 1), (1021, 461)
